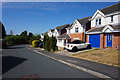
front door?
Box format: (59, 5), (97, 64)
(107, 34), (112, 47)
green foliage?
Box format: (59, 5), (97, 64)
(32, 40), (40, 48)
(43, 35), (57, 52)
(10, 30), (13, 36)
(29, 32), (33, 37)
(4, 35), (21, 45)
(20, 30), (27, 36)
(3, 30), (41, 46)
(43, 34), (49, 51)
(50, 36), (57, 52)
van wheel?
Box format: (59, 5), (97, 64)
(87, 45), (91, 49)
(72, 47), (78, 52)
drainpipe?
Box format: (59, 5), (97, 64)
(84, 25), (86, 42)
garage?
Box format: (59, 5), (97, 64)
(89, 34), (100, 48)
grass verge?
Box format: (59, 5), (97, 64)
(71, 48), (119, 67)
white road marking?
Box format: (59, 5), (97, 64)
(27, 47), (114, 79)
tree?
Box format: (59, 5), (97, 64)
(28, 32), (33, 37)
(20, 30), (27, 36)
(43, 34), (49, 50)
(10, 30), (13, 36)
(50, 36), (57, 52)
(1, 22), (6, 38)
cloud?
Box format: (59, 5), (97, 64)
(2, 2), (59, 11)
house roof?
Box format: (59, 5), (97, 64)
(77, 17), (91, 25)
(66, 24), (73, 29)
(100, 2), (120, 15)
(50, 29), (54, 32)
(57, 33), (71, 39)
(56, 24), (69, 31)
(86, 26), (104, 33)
(66, 17), (91, 29)
(86, 24), (120, 34)
(111, 24), (120, 30)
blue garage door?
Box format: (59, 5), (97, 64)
(89, 34), (100, 48)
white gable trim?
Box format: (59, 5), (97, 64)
(68, 34), (71, 38)
(86, 32), (102, 34)
(91, 9), (105, 20)
(102, 25), (114, 33)
(71, 19), (81, 29)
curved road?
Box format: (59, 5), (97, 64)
(2, 45), (98, 78)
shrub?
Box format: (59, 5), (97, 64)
(49, 36), (57, 52)
(32, 40), (40, 48)
(43, 34), (49, 50)
(43, 35), (57, 52)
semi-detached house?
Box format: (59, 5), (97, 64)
(57, 17), (91, 49)
(41, 24), (69, 40)
(86, 3), (120, 49)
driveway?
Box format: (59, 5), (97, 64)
(55, 48), (94, 56)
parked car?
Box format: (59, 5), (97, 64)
(66, 40), (91, 52)
(39, 42), (43, 48)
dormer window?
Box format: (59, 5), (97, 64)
(111, 15), (113, 22)
(96, 18), (101, 25)
(75, 27), (78, 33)
(99, 18), (101, 25)
(96, 19), (98, 25)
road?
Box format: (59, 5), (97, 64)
(2, 45), (98, 78)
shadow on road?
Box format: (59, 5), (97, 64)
(2, 56), (27, 74)
(3, 46), (25, 49)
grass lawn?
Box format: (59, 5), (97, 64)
(71, 48), (120, 67)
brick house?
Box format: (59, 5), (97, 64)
(57, 17), (91, 49)
(66, 17), (91, 42)
(86, 3), (120, 49)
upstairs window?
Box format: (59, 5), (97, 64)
(111, 15), (113, 22)
(68, 29), (70, 33)
(96, 18), (101, 25)
(55, 32), (57, 36)
(96, 19), (98, 25)
(75, 27), (78, 33)
(99, 18), (101, 25)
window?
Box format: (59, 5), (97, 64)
(99, 18), (101, 25)
(96, 19), (98, 25)
(55, 32), (57, 36)
(70, 40), (84, 44)
(75, 27), (78, 33)
(58, 39), (62, 42)
(68, 29), (70, 33)
(111, 15), (113, 22)
(96, 18), (101, 25)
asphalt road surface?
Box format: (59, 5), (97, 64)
(2, 45), (99, 78)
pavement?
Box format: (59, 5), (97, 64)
(55, 48), (94, 56)
(2, 45), (100, 79)
(29, 46), (120, 79)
